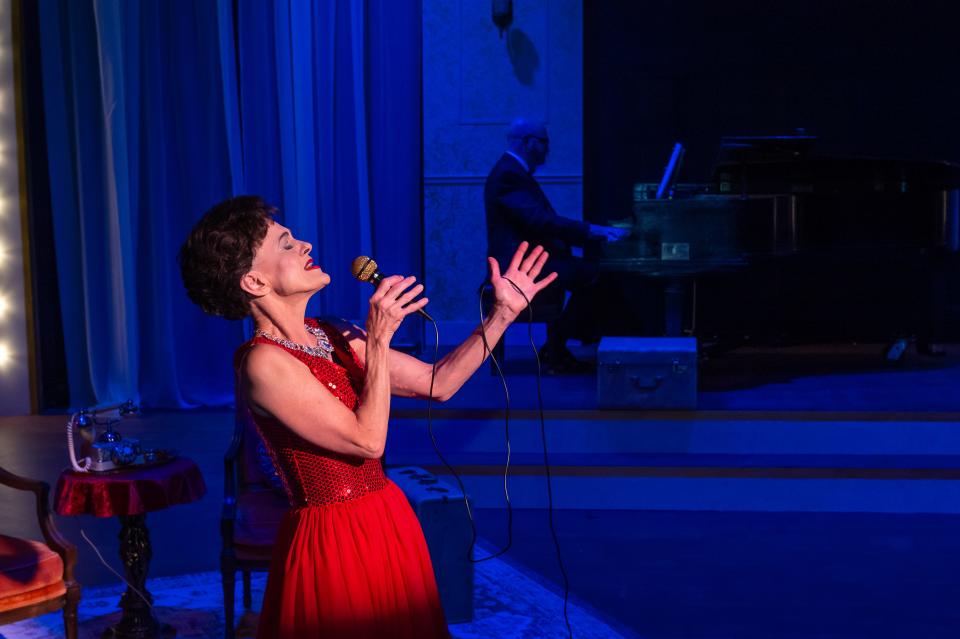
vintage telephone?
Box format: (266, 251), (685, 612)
(67, 401), (147, 472)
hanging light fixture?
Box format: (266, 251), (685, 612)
(492, 0), (513, 38)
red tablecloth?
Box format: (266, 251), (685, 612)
(55, 457), (206, 517)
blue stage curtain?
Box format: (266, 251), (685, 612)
(34, 0), (421, 409)
(236, 0), (422, 330)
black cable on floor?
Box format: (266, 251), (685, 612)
(501, 276), (573, 639)
(423, 305), (514, 563)
(421, 279), (573, 637)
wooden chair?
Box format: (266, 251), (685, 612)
(0, 465), (80, 638)
(221, 401), (289, 639)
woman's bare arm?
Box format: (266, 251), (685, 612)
(338, 242), (557, 402)
(242, 274), (428, 458)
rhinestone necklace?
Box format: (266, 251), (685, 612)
(254, 324), (335, 361)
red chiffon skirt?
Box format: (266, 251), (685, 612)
(256, 480), (450, 638)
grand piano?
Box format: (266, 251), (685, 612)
(592, 136), (960, 344)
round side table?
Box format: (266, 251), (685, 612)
(55, 457), (207, 639)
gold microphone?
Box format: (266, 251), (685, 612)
(351, 256), (433, 322)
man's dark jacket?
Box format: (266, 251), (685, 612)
(484, 153), (590, 264)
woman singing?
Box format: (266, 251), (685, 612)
(178, 196), (556, 638)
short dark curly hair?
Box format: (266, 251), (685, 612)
(178, 196), (276, 320)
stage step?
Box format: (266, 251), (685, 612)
(385, 410), (960, 514)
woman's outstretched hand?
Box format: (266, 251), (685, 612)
(488, 242), (558, 318)
(366, 275), (429, 343)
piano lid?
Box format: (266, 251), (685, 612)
(715, 134), (960, 194)
(719, 134), (818, 163)
(715, 156), (960, 194)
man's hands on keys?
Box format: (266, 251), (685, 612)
(589, 224), (630, 242)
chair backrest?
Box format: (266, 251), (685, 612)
(0, 466), (54, 542)
(236, 404), (267, 487)
(229, 393), (288, 499)
(231, 346), (273, 491)
(0, 468), (80, 638)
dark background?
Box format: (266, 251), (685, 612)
(584, 1), (960, 341)
(585, 0), (960, 219)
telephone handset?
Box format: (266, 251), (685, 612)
(67, 401), (141, 473)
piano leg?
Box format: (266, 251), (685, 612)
(916, 253), (948, 356)
(690, 279), (698, 335)
(664, 277), (687, 337)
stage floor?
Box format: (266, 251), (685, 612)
(392, 341), (960, 412)
(4, 508), (957, 638)
(2, 342), (960, 637)
(0, 550), (628, 639)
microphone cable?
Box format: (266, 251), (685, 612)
(496, 277), (573, 639)
(420, 277), (573, 637)
(357, 255), (513, 562)
(79, 528), (153, 609)
(422, 305), (515, 563)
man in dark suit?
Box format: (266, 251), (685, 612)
(485, 118), (627, 372)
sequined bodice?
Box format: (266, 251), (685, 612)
(237, 319), (387, 507)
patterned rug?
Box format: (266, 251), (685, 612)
(0, 554), (627, 639)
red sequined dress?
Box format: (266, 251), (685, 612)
(235, 318), (449, 639)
